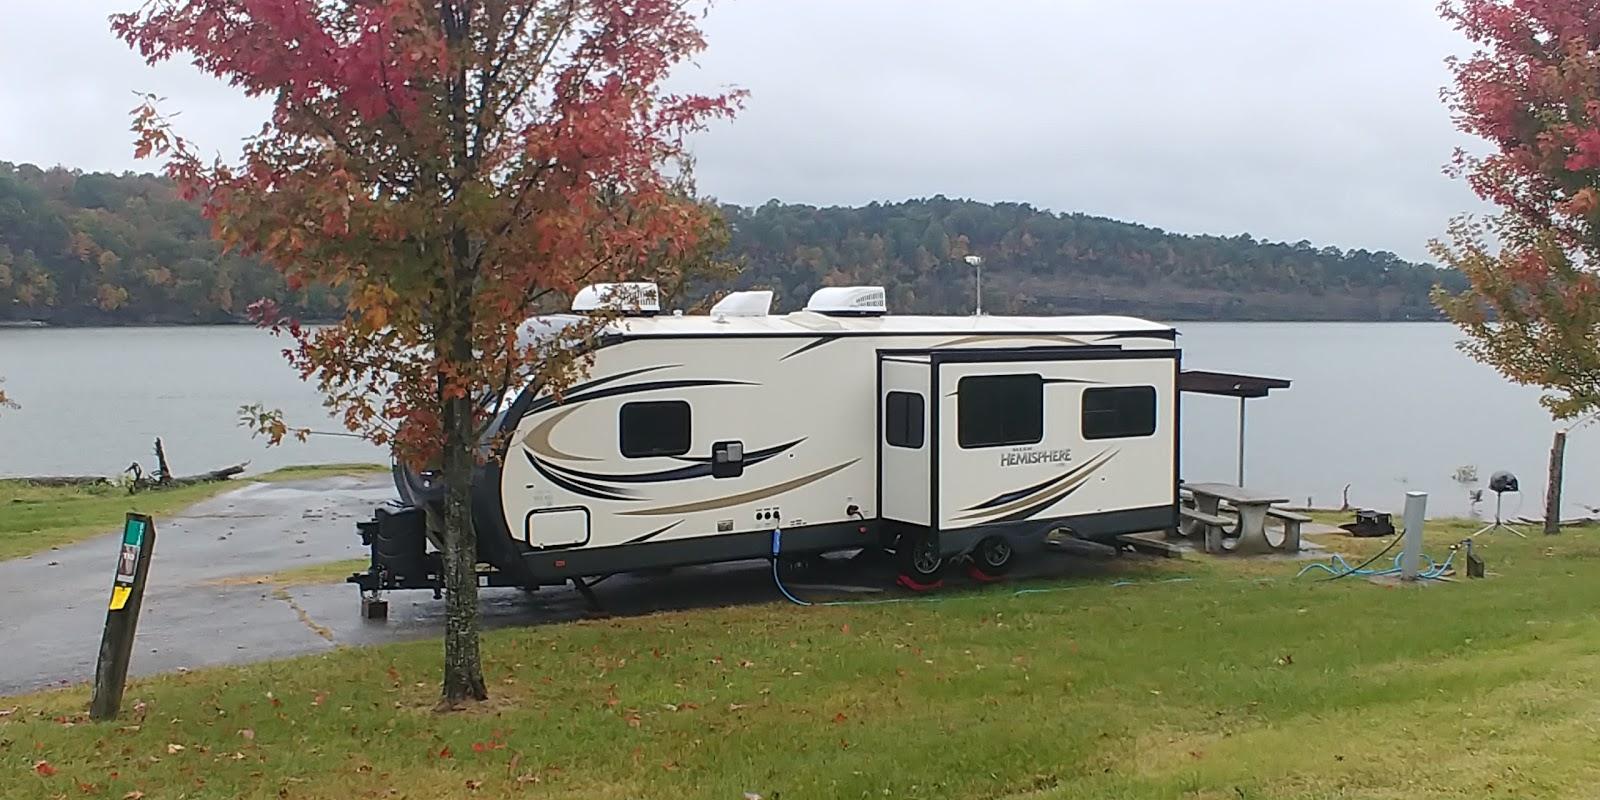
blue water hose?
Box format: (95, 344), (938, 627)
(770, 528), (814, 606)
(1296, 547), (1457, 580)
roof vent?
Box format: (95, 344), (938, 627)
(709, 290), (773, 318)
(805, 286), (886, 316)
(572, 282), (660, 315)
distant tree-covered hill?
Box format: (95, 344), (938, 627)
(0, 163), (1459, 325)
(718, 199), (1465, 320)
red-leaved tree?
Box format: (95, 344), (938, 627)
(1433, 0), (1600, 531)
(114, 0), (739, 705)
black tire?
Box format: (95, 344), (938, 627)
(972, 536), (1014, 576)
(896, 534), (944, 583)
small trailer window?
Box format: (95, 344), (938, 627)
(619, 400), (691, 457)
(1082, 386), (1158, 439)
(958, 374), (1043, 448)
(885, 391), (925, 449)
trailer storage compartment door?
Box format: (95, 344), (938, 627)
(525, 506), (591, 549)
(878, 354), (931, 527)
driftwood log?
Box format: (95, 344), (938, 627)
(15, 438), (247, 492)
(125, 460), (247, 493)
(125, 437), (249, 492)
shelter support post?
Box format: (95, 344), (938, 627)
(1236, 396), (1246, 487)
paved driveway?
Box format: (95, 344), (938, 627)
(0, 476), (1135, 696)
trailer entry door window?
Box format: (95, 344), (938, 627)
(1082, 386), (1158, 440)
(619, 400), (691, 458)
(958, 374), (1043, 448)
(885, 391), (925, 449)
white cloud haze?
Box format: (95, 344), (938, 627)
(0, 0), (1488, 262)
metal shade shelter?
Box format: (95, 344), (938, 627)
(1179, 370), (1292, 486)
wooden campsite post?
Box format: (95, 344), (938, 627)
(89, 513), (157, 721)
(1545, 430), (1566, 536)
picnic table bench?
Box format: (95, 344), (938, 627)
(1179, 482), (1302, 554)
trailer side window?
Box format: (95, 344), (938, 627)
(1082, 386), (1158, 440)
(958, 374), (1043, 448)
(885, 391), (925, 449)
(619, 400), (691, 458)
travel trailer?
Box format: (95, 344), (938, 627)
(352, 283), (1180, 598)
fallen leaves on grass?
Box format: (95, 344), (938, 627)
(122, 792), (145, 800)
(166, 743), (184, 754)
(33, 760), (56, 777)
(239, 729), (255, 741)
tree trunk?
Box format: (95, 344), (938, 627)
(440, 389), (487, 706)
(1545, 429), (1567, 535)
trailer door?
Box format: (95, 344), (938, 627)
(878, 354), (932, 527)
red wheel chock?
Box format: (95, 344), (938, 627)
(964, 563), (1004, 583)
(896, 574), (945, 592)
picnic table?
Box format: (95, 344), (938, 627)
(1179, 482), (1308, 554)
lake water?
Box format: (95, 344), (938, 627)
(0, 323), (1578, 518)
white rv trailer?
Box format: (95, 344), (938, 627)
(359, 284), (1180, 594)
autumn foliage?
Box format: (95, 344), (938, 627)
(1433, 0), (1600, 417)
(113, 0), (739, 704)
(113, 0), (738, 462)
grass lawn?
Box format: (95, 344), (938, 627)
(7, 518), (1600, 799)
(0, 463), (387, 561)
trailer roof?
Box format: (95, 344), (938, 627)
(592, 311), (1175, 338)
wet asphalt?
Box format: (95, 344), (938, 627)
(0, 476), (1139, 696)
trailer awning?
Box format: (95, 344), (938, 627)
(1179, 370), (1291, 399)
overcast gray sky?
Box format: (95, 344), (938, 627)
(1, 0), (1484, 262)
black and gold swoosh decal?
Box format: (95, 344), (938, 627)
(989, 481), (1090, 524)
(526, 365), (680, 414)
(561, 378), (758, 406)
(618, 460), (860, 517)
(781, 335), (845, 361)
(524, 451), (641, 501)
(952, 450), (1118, 522)
(625, 520), (685, 544)
(963, 466), (1085, 512)
(521, 406), (600, 463)
(543, 439), (804, 484)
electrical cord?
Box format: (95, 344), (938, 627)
(1296, 532), (1458, 581)
(1319, 530), (1403, 581)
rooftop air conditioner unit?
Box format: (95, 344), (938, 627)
(804, 286), (887, 317)
(708, 290), (773, 317)
(571, 282), (661, 315)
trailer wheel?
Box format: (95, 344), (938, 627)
(970, 536), (1014, 578)
(896, 534), (944, 587)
